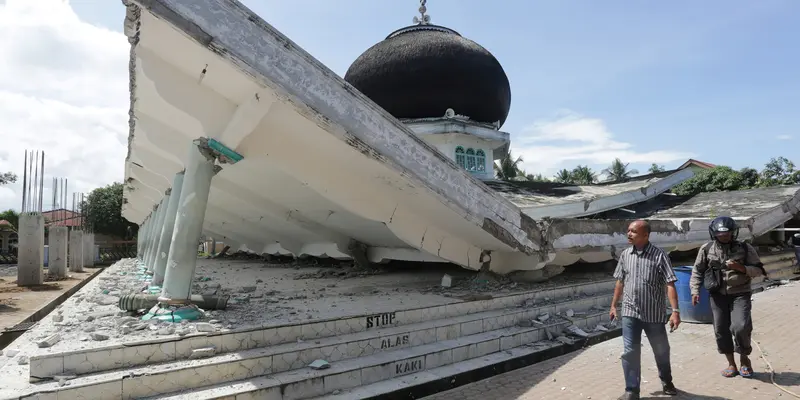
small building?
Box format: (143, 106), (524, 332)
(678, 158), (717, 173)
(0, 219), (17, 254)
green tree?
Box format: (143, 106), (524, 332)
(739, 167), (759, 188)
(0, 172), (16, 185)
(672, 166), (750, 196)
(602, 158), (639, 182)
(553, 169), (574, 184)
(648, 163), (666, 174)
(82, 182), (138, 238)
(758, 156), (800, 186)
(571, 165), (598, 185)
(527, 173), (550, 182)
(0, 209), (19, 230)
(494, 150), (525, 181)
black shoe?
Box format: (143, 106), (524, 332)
(662, 382), (678, 396)
(617, 392), (640, 400)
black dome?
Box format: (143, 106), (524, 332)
(344, 25), (511, 128)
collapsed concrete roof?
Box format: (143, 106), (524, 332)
(487, 168), (694, 218)
(119, 0), (799, 277)
(548, 185), (800, 262)
(594, 184), (800, 220)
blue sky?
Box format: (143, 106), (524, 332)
(76, 0), (798, 175)
(0, 0), (797, 210)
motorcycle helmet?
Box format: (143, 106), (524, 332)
(709, 216), (739, 241)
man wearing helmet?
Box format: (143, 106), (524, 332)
(690, 216), (765, 379)
(789, 232), (800, 273)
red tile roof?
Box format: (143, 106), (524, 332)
(678, 159), (716, 170)
(43, 209), (84, 227)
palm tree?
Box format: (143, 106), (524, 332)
(554, 169), (574, 184)
(602, 158), (639, 182)
(494, 150), (524, 181)
(648, 163), (665, 174)
(527, 173), (549, 182)
(571, 165), (598, 185)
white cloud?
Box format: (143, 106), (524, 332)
(513, 110), (694, 178)
(0, 0), (129, 212)
(776, 134), (793, 140)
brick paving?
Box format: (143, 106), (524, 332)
(424, 282), (800, 400)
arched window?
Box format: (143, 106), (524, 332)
(475, 150), (486, 172)
(465, 148), (476, 171)
(455, 147), (466, 168)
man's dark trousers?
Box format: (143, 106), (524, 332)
(710, 292), (753, 355)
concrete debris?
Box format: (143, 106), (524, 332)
(158, 327), (175, 336)
(537, 313), (550, 322)
(566, 325), (589, 338)
(52, 314), (64, 323)
(54, 374), (76, 386)
(4, 349), (20, 357)
(594, 324), (609, 332)
(441, 274), (452, 288)
(195, 322), (216, 333)
(90, 333), (110, 341)
(309, 359), (330, 370)
(556, 336), (575, 345)
(522, 299), (536, 307)
(239, 286), (257, 293)
(17, 356), (29, 365)
(566, 309), (574, 317)
(190, 346), (217, 359)
(37, 334), (61, 348)
(517, 319), (533, 328)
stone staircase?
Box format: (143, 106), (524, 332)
(18, 279), (618, 400)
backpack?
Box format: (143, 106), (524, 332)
(701, 241), (769, 290)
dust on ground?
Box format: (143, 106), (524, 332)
(0, 256), (614, 356)
(0, 266), (96, 332)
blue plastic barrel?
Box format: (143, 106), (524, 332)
(674, 266), (714, 324)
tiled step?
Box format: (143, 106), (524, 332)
(143, 311), (611, 400)
(30, 279), (616, 379)
(310, 327), (621, 400)
(28, 292), (612, 399)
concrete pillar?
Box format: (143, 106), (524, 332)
(161, 141), (217, 302)
(210, 238), (217, 256)
(17, 214), (45, 286)
(143, 205), (159, 268)
(69, 230), (84, 273)
(83, 233), (95, 268)
(48, 226), (69, 278)
(136, 218), (147, 260)
(153, 172), (184, 286)
(147, 199), (167, 270)
(139, 215), (152, 262)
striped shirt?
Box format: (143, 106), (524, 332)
(613, 242), (677, 323)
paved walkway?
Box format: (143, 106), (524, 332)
(424, 282), (800, 400)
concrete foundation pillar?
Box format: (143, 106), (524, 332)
(17, 214), (45, 286)
(140, 215), (153, 263)
(137, 218), (147, 260)
(210, 238), (216, 256)
(161, 141), (217, 302)
(147, 199), (167, 270)
(69, 230), (84, 273)
(82, 233), (95, 268)
(48, 226), (69, 278)
(153, 172), (185, 286)
(143, 205), (159, 268)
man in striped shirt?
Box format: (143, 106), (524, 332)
(610, 220), (681, 399)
